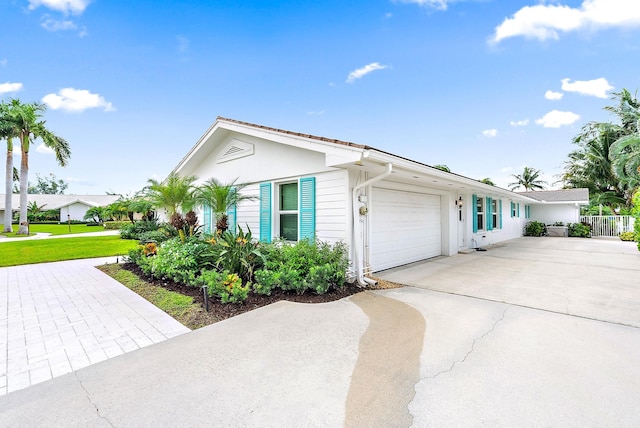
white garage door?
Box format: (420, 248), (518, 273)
(369, 188), (441, 271)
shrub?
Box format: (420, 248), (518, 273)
(524, 221), (546, 237)
(138, 230), (171, 243)
(195, 269), (224, 297)
(120, 218), (163, 240)
(568, 222), (591, 238)
(253, 269), (279, 296)
(216, 226), (265, 282)
(619, 231), (636, 241)
(203, 271), (249, 303)
(105, 221), (129, 230)
(143, 237), (215, 284)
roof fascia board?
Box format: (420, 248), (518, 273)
(363, 149), (539, 202)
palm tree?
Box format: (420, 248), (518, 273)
(0, 100), (21, 232)
(508, 167), (547, 191)
(11, 101), (70, 234)
(144, 172), (197, 216)
(194, 177), (255, 233)
(608, 89), (640, 195)
(479, 178), (495, 186)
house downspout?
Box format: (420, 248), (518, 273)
(352, 163), (393, 287)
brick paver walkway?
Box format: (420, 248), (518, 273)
(0, 257), (190, 395)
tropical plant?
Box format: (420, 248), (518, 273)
(607, 89), (640, 193)
(194, 177), (255, 234)
(567, 223), (591, 238)
(523, 221), (546, 237)
(8, 100), (70, 234)
(433, 164), (451, 172)
(509, 167), (547, 191)
(83, 206), (111, 224)
(0, 99), (21, 232)
(216, 225), (265, 282)
(144, 172), (196, 217)
(479, 178), (495, 186)
(26, 200), (47, 222)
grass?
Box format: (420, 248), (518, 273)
(0, 223), (106, 237)
(97, 264), (221, 329)
(0, 235), (138, 267)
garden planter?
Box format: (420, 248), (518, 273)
(547, 226), (568, 237)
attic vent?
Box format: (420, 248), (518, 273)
(217, 139), (254, 164)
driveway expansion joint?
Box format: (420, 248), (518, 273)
(75, 371), (115, 427)
(427, 305), (509, 381)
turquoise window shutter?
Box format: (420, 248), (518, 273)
(486, 197), (493, 231)
(472, 194), (478, 233)
(510, 202), (514, 218)
(227, 187), (237, 235)
(299, 177), (316, 241)
(499, 200), (503, 229)
(259, 183), (272, 243)
(203, 204), (211, 234)
(517, 203), (521, 217)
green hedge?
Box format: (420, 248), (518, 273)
(104, 221), (130, 230)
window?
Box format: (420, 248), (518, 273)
(279, 182), (298, 241)
(511, 202), (516, 217)
(260, 177), (316, 243)
(476, 196), (485, 231)
(492, 199), (499, 230)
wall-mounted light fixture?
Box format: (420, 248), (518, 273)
(455, 196), (463, 208)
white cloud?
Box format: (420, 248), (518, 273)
(346, 62), (388, 83)
(0, 59), (7, 67)
(510, 119), (530, 127)
(0, 82), (23, 94)
(491, 0), (640, 44)
(66, 176), (94, 185)
(395, 0), (449, 10)
(561, 77), (613, 98)
(500, 166), (513, 173)
(482, 129), (498, 137)
(28, 0), (91, 15)
(42, 88), (115, 112)
(545, 90), (563, 100)
(41, 16), (77, 31)
(535, 110), (581, 128)
(307, 110), (325, 116)
(36, 143), (55, 154)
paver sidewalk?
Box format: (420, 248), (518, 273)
(0, 257), (190, 396)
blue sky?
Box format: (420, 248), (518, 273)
(1, 0), (639, 195)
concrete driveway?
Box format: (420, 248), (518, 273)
(378, 236), (640, 328)
(1, 237), (639, 427)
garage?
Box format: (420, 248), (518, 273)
(369, 187), (442, 271)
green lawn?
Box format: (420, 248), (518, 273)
(0, 236), (138, 267)
(0, 223), (106, 237)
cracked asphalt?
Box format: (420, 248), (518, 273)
(0, 237), (638, 426)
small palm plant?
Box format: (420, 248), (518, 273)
(195, 178), (256, 234)
(509, 167), (547, 191)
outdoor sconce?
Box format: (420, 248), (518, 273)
(359, 206), (368, 215)
(455, 196), (463, 208)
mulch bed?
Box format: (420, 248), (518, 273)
(121, 263), (402, 324)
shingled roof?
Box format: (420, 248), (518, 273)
(515, 188), (589, 203)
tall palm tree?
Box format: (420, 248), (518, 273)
(194, 177), (255, 233)
(0, 100), (21, 232)
(508, 167), (547, 191)
(607, 89), (640, 195)
(144, 172), (197, 216)
(11, 101), (70, 234)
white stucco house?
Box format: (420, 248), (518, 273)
(172, 117), (588, 285)
(516, 189), (589, 225)
(0, 194), (120, 222)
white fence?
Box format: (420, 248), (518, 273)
(580, 216), (635, 237)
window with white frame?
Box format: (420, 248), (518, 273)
(278, 182), (298, 241)
(492, 199), (499, 229)
(476, 196), (485, 231)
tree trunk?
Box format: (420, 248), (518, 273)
(4, 145), (13, 232)
(17, 140), (29, 235)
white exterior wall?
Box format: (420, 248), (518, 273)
(185, 132), (350, 243)
(464, 194), (527, 249)
(60, 203), (91, 221)
(530, 204), (580, 225)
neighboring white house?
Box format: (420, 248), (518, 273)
(516, 189), (589, 225)
(0, 194), (120, 222)
(172, 117), (585, 284)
